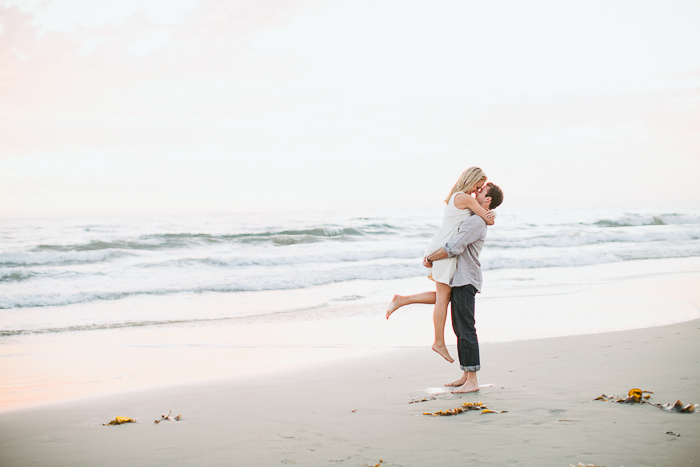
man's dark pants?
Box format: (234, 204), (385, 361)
(450, 284), (480, 372)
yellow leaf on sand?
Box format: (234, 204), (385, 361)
(595, 389), (695, 414)
(595, 388), (648, 404)
(462, 402), (486, 410)
(623, 388), (643, 403)
(423, 402), (506, 416)
(104, 416), (136, 426)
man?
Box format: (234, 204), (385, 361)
(424, 182), (504, 393)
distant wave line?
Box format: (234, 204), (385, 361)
(3, 229), (699, 267)
(591, 213), (700, 227)
(0, 303), (331, 338)
(27, 226), (394, 252)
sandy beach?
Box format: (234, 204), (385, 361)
(1, 272), (699, 467)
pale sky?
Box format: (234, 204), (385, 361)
(1, 0), (699, 218)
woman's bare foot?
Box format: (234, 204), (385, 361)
(386, 295), (404, 319)
(452, 381), (480, 393)
(432, 342), (454, 363)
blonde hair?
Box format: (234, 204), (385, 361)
(445, 167), (487, 203)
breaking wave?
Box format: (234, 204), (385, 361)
(591, 213), (700, 227)
(0, 249), (120, 266)
(1, 209), (699, 310)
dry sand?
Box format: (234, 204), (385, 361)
(1, 315), (698, 466)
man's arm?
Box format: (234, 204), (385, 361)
(444, 216), (486, 257)
(423, 216), (486, 267)
(425, 248), (448, 265)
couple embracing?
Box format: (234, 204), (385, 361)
(386, 167), (503, 393)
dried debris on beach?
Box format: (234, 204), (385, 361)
(422, 401), (507, 416)
(595, 388), (652, 403)
(651, 400), (696, 413)
(594, 388), (696, 413)
(408, 396), (436, 404)
(103, 416), (137, 426)
(155, 410), (182, 424)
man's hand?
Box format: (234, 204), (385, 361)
(424, 248), (448, 267)
(485, 210), (497, 220)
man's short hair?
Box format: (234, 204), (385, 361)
(485, 182), (503, 209)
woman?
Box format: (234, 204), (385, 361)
(386, 167), (495, 363)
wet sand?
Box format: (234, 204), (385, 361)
(1, 315), (698, 466)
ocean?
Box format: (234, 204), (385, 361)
(2, 204), (700, 336)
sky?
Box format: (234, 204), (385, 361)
(1, 0), (699, 218)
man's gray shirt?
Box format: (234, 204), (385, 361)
(443, 215), (487, 291)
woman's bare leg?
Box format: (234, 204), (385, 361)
(431, 281), (453, 363)
(386, 291), (436, 319)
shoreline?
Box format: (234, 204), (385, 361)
(2, 312), (699, 415)
(1, 257), (699, 413)
(1, 317), (698, 466)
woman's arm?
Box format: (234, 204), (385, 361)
(454, 193), (495, 225)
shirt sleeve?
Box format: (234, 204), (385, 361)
(444, 216), (486, 258)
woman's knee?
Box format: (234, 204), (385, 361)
(436, 294), (451, 307)
(436, 283), (451, 298)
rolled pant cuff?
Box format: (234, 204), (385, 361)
(460, 365), (480, 372)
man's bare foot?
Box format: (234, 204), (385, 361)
(452, 381), (480, 393)
(386, 295), (404, 319)
(445, 377), (467, 387)
(432, 343), (454, 363)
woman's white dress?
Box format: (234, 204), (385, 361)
(424, 192), (474, 285)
